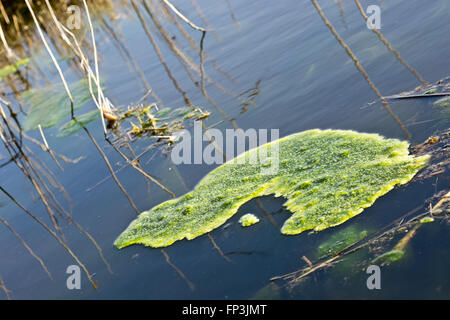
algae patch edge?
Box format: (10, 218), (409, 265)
(239, 214), (260, 227)
(114, 129), (430, 250)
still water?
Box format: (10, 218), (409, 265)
(0, 0), (449, 299)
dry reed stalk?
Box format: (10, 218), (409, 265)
(0, 19), (15, 59)
(0, 0), (9, 24)
(44, 0), (114, 131)
(41, 0), (141, 215)
(24, 0), (75, 118)
(190, 0), (220, 41)
(161, 0), (206, 32)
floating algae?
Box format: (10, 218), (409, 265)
(114, 129), (429, 249)
(371, 249), (405, 265)
(0, 58), (30, 80)
(419, 216), (435, 224)
(433, 96), (450, 108)
(57, 109), (101, 138)
(21, 79), (98, 131)
(250, 282), (281, 300)
(239, 214), (260, 227)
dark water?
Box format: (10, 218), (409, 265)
(0, 0), (449, 299)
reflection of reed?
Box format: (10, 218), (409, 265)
(25, 0), (75, 117)
(161, 248), (195, 291)
(0, 275), (10, 300)
(142, 0), (201, 83)
(189, 0), (221, 41)
(35, 0), (142, 216)
(225, 0), (240, 30)
(98, 15), (162, 104)
(106, 137), (176, 198)
(354, 0), (428, 86)
(130, 0), (192, 106)
(311, 0), (411, 139)
(207, 233), (233, 263)
(0, 215), (52, 279)
(334, 0), (348, 29)
(1, 101), (112, 288)
(199, 32), (238, 129)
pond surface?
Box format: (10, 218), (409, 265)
(0, 0), (449, 299)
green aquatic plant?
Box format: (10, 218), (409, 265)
(114, 129), (429, 249)
(57, 109), (101, 138)
(251, 282), (281, 300)
(21, 79), (98, 131)
(371, 249), (404, 265)
(317, 226), (368, 257)
(239, 214), (260, 227)
(433, 96), (450, 108)
(0, 58), (30, 80)
(120, 105), (210, 138)
(419, 216), (435, 224)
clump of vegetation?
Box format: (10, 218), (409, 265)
(419, 216), (434, 224)
(239, 214), (260, 227)
(117, 104), (210, 140)
(114, 129), (428, 249)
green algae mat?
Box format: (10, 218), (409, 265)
(114, 129), (429, 249)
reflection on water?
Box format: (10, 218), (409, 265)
(0, 0), (449, 299)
